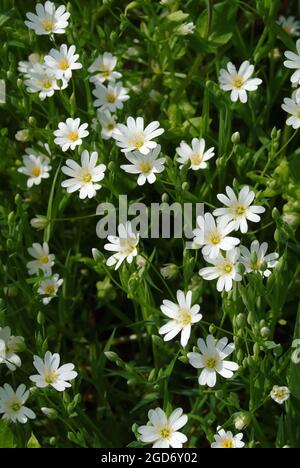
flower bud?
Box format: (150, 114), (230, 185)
(236, 313), (246, 328)
(41, 407), (58, 419)
(30, 215), (49, 231)
(231, 132), (240, 144)
(234, 412), (250, 430)
(260, 326), (270, 338)
(15, 129), (29, 142)
(104, 351), (119, 362)
(182, 182), (189, 191)
(160, 263), (178, 280)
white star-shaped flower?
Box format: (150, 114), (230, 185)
(219, 61), (262, 103)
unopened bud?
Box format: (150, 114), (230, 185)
(231, 132), (240, 144)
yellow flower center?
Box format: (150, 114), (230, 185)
(275, 389), (285, 399)
(107, 123), (115, 130)
(120, 239), (136, 256)
(45, 370), (57, 384)
(297, 108), (300, 118)
(40, 255), (49, 264)
(45, 284), (55, 295)
(43, 81), (52, 89)
(160, 427), (170, 438)
(234, 204), (246, 217)
(41, 18), (55, 32)
(177, 308), (191, 326)
(223, 262), (233, 273)
(58, 59), (69, 70)
(82, 172), (92, 182)
(222, 439), (234, 448)
(283, 25), (292, 34)
(210, 234), (221, 245)
(139, 161), (152, 173)
(106, 92), (116, 103)
(205, 357), (217, 369)
(232, 76), (244, 88)
(68, 131), (79, 142)
(100, 69), (110, 78)
(131, 135), (145, 149)
(10, 401), (22, 412)
(251, 260), (261, 271)
(190, 153), (203, 166)
(32, 166), (41, 177)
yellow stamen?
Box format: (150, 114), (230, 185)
(58, 59), (69, 70)
(131, 135), (145, 149)
(45, 370), (57, 384)
(139, 161), (152, 173)
(40, 256), (49, 265)
(190, 153), (203, 166)
(232, 76), (244, 88)
(177, 308), (191, 326)
(222, 439), (234, 448)
(41, 18), (54, 32)
(100, 69), (110, 78)
(160, 427), (170, 438)
(205, 357), (217, 369)
(32, 166), (41, 177)
(10, 401), (22, 412)
(234, 204), (246, 217)
(82, 173), (92, 182)
(45, 285), (55, 295)
(224, 263), (233, 273)
(43, 81), (52, 89)
(106, 92), (116, 103)
(210, 234), (221, 245)
(68, 131), (79, 142)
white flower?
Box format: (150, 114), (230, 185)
(193, 213), (240, 259)
(187, 335), (239, 387)
(18, 154), (51, 188)
(177, 22), (195, 36)
(54, 118), (89, 151)
(44, 44), (82, 80)
(278, 16), (300, 36)
(26, 242), (55, 276)
(97, 109), (118, 139)
(240, 240), (279, 277)
(137, 407), (188, 448)
(24, 63), (60, 100)
(38, 274), (64, 304)
(213, 186), (265, 233)
(281, 94), (300, 129)
(0, 327), (24, 371)
(104, 222), (139, 270)
(219, 61), (262, 103)
(18, 53), (41, 74)
(92, 82), (129, 112)
(113, 117), (164, 155)
(284, 39), (300, 84)
(88, 52), (122, 83)
(61, 150), (106, 199)
(176, 138), (215, 171)
(120, 145), (166, 185)
(211, 428), (245, 448)
(25, 1), (70, 35)
(0, 384), (36, 424)
(270, 386), (290, 404)
(159, 290), (202, 347)
(199, 248), (242, 292)
(30, 351), (77, 391)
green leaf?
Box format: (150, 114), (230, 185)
(27, 433), (41, 448)
(0, 420), (15, 448)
